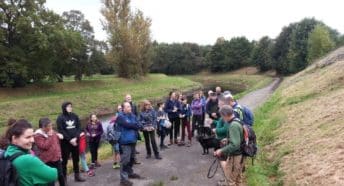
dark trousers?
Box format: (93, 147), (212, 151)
(61, 140), (80, 177)
(120, 144), (135, 181)
(89, 140), (100, 163)
(159, 128), (167, 147)
(143, 130), (159, 156)
(181, 118), (192, 141)
(46, 160), (65, 186)
(192, 115), (203, 137)
(169, 117), (180, 141)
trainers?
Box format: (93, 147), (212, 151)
(89, 163), (95, 170)
(120, 180), (133, 186)
(146, 154), (151, 159)
(155, 155), (162, 160)
(113, 162), (120, 169)
(87, 170), (95, 177)
(128, 173), (143, 179)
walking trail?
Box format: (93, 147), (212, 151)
(68, 78), (281, 186)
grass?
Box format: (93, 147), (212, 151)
(246, 92), (285, 186)
(0, 74), (201, 131)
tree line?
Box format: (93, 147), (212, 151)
(1, 0), (344, 87)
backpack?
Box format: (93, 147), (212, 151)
(235, 105), (254, 126)
(0, 150), (25, 186)
(106, 123), (121, 145)
(234, 118), (258, 164)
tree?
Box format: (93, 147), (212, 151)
(251, 36), (274, 71)
(101, 0), (152, 78)
(307, 24), (335, 63)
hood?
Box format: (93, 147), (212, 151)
(4, 144), (29, 157)
(34, 129), (48, 138)
(61, 101), (72, 115)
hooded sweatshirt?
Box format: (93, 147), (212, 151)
(56, 102), (82, 142)
(34, 129), (62, 163)
(4, 144), (57, 186)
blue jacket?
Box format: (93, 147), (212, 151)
(117, 112), (142, 145)
(201, 96), (207, 113)
(180, 103), (192, 120)
(164, 99), (181, 119)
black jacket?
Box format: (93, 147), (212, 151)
(56, 102), (82, 142)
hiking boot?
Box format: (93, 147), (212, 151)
(146, 154), (151, 159)
(120, 179), (133, 186)
(74, 173), (86, 182)
(87, 170), (95, 177)
(128, 173), (143, 179)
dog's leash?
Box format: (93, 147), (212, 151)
(207, 157), (230, 186)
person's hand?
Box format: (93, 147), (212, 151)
(92, 134), (96, 137)
(211, 113), (217, 118)
(70, 138), (77, 146)
(80, 132), (85, 137)
(214, 149), (222, 157)
(212, 128), (216, 134)
(56, 133), (64, 140)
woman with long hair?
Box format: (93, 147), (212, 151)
(86, 114), (104, 169)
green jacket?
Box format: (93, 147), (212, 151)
(220, 119), (243, 156)
(4, 144), (57, 186)
(214, 118), (229, 140)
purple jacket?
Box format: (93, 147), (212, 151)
(86, 121), (104, 142)
(191, 99), (203, 116)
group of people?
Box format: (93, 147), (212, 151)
(0, 85), (249, 186)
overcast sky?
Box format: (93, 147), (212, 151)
(45, 0), (343, 45)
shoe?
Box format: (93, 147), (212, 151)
(95, 161), (101, 167)
(134, 159), (141, 164)
(146, 154), (151, 159)
(162, 145), (169, 149)
(168, 140), (173, 146)
(178, 141), (185, 146)
(74, 173), (86, 182)
(155, 155), (162, 160)
(120, 179), (133, 186)
(174, 139), (178, 144)
(89, 163), (95, 170)
(113, 162), (120, 169)
(87, 170), (95, 177)
(160, 146), (165, 150)
(128, 173), (143, 179)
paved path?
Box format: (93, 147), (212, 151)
(68, 78), (281, 186)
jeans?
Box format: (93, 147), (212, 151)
(46, 160), (65, 186)
(61, 140), (80, 176)
(143, 130), (159, 156)
(169, 117), (180, 141)
(89, 140), (100, 163)
(80, 152), (89, 172)
(120, 144), (135, 181)
(159, 128), (167, 147)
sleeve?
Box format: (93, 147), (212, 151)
(28, 156), (58, 184)
(56, 116), (72, 141)
(85, 124), (91, 135)
(117, 115), (140, 130)
(152, 110), (158, 128)
(34, 135), (53, 150)
(164, 100), (173, 113)
(220, 124), (242, 156)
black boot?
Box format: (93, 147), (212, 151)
(74, 173), (86, 182)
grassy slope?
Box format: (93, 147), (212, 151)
(247, 47), (344, 185)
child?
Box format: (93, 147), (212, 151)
(107, 104), (122, 169)
(157, 102), (169, 150)
(34, 118), (65, 186)
(86, 114), (104, 169)
(179, 96), (192, 147)
(79, 132), (95, 177)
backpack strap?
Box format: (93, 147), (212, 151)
(8, 152), (25, 162)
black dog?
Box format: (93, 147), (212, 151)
(196, 126), (220, 155)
